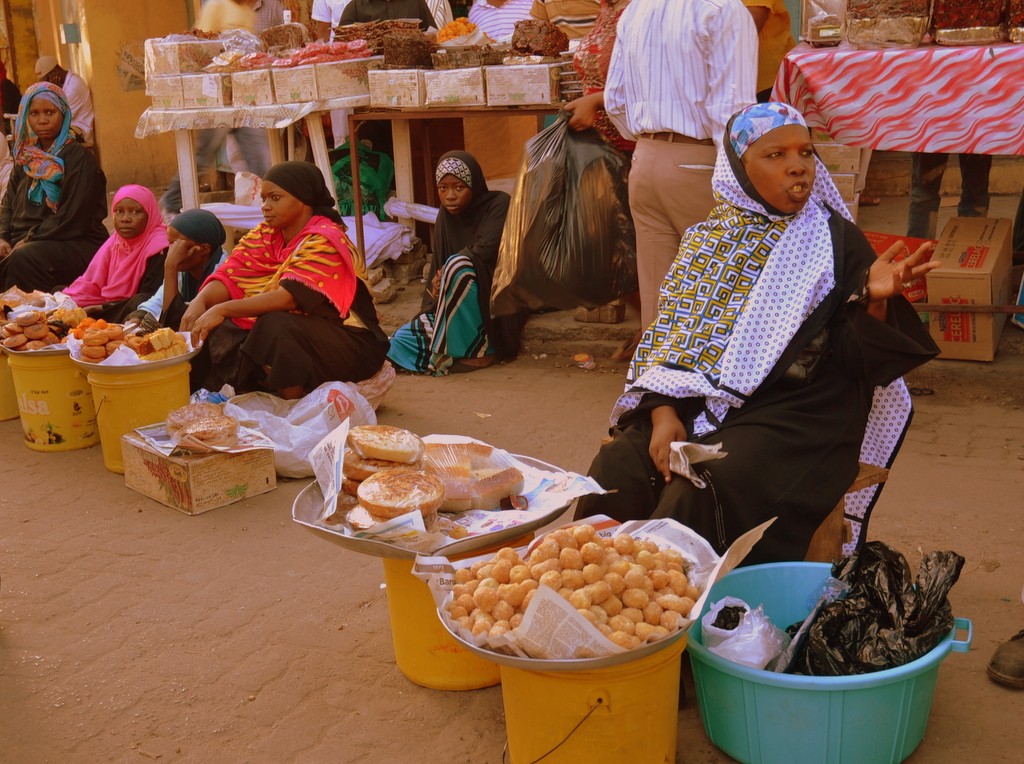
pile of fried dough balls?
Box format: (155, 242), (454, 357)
(447, 524), (702, 651)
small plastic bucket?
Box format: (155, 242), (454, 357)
(87, 364), (190, 474)
(7, 350), (98, 451)
(0, 352), (20, 420)
(499, 636), (687, 763)
(687, 562), (972, 764)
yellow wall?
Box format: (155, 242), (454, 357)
(6, 0), (39, 89)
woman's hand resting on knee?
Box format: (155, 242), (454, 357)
(649, 405), (687, 484)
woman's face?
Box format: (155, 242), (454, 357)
(260, 179), (308, 231)
(741, 124), (816, 214)
(167, 227), (210, 271)
(113, 197), (149, 240)
(27, 98), (62, 145)
(437, 173), (473, 216)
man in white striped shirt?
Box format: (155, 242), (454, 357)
(604, 0), (757, 330)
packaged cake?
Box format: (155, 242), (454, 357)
(933, 0), (1008, 46)
(845, 0), (930, 49)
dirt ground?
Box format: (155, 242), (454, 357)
(1, 329), (1023, 763)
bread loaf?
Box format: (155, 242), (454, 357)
(357, 468), (445, 520)
(426, 442), (525, 511)
(348, 425), (424, 464)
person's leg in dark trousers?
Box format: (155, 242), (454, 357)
(956, 153), (992, 218)
(907, 152), (949, 238)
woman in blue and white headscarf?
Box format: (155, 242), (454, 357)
(576, 102), (939, 564)
(0, 82), (107, 292)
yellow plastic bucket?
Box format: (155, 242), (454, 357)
(87, 363), (190, 474)
(500, 636), (687, 764)
(382, 556), (502, 690)
(7, 351), (98, 451)
(0, 353), (20, 421)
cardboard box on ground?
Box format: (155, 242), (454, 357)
(926, 217), (1013, 361)
(122, 434), (277, 515)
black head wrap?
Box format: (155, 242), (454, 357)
(168, 209), (226, 260)
(263, 161), (342, 223)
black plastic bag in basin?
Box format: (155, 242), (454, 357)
(490, 113), (637, 315)
(792, 541), (965, 676)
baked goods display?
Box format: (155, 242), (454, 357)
(1, 310), (70, 351)
(79, 321), (126, 361)
(446, 524), (699, 650)
(165, 402), (239, 447)
(510, 20), (569, 57)
(348, 424), (425, 464)
(357, 468), (446, 520)
(426, 442), (525, 511)
(123, 327), (190, 361)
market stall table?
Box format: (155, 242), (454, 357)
(773, 43), (1024, 154)
(135, 95), (370, 212)
(346, 105), (561, 263)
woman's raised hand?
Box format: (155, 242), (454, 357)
(868, 240), (939, 303)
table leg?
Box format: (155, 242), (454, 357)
(392, 119), (414, 231)
(347, 114), (366, 268)
(175, 129), (199, 211)
(304, 113), (337, 203)
(268, 128), (285, 166)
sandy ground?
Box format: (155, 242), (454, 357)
(1, 336), (1023, 762)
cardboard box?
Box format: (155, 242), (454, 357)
(180, 73), (232, 108)
(122, 433), (277, 515)
(272, 64), (319, 103)
(861, 231), (936, 302)
(424, 67), (486, 107)
(484, 63), (561, 106)
(146, 75), (183, 110)
(231, 69), (275, 106)
(814, 142), (861, 174)
(830, 172), (859, 202)
(369, 68), (426, 107)
(844, 192), (859, 224)
(315, 56), (380, 99)
(925, 216), (1013, 361)
(144, 38), (224, 79)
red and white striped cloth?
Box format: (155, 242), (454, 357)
(772, 43), (1024, 155)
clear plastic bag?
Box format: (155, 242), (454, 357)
(490, 112), (637, 315)
(701, 596), (791, 670)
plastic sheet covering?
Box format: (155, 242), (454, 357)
(491, 113), (637, 315)
(792, 541), (965, 676)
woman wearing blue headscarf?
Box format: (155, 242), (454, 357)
(576, 103), (939, 564)
(0, 82), (107, 292)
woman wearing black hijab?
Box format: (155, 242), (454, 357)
(389, 151), (511, 375)
(181, 161), (389, 398)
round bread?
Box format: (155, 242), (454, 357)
(343, 448), (422, 481)
(14, 310), (44, 326)
(23, 323), (48, 340)
(341, 477), (362, 497)
(166, 402), (225, 435)
(3, 322), (22, 338)
(348, 425), (424, 464)
(82, 328), (113, 346)
(174, 415), (238, 446)
(81, 344), (107, 360)
(23, 340), (47, 351)
(357, 468), (445, 520)
(3, 333), (28, 348)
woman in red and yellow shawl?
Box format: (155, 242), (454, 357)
(181, 161), (389, 399)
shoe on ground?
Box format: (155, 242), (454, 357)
(988, 629), (1024, 689)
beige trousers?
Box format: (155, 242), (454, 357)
(628, 138), (718, 329)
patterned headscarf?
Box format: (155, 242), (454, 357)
(435, 155), (473, 187)
(13, 82), (74, 212)
(619, 101), (851, 431)
(729, 101), (806, 158)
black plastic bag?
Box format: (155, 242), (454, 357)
(792, 541), (964, 676)
(490, 113), (637, 315)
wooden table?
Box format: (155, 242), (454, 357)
(135, 95), (370, 211)
(346, 105), (561, 262)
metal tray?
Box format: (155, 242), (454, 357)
(70, 341), (202, 375)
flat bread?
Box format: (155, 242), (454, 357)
(348, 425), (424, 464)
(357, 468), (445, 519)
(343, 449), (422, 481)
(175, 415), (238, 447)
(167, 403), (224, 435)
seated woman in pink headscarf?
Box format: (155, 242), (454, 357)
(62, 184), (169, 321)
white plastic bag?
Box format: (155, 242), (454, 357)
(701, 596), (791, 670)
(224, 381), (375, 477)
(234, 171), (262, 207)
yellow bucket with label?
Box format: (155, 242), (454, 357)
(499, 636), (687, 763)
(0, 352), (20, 420)
(87, 363), (191, 474)
(7, 350), (98, 451)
